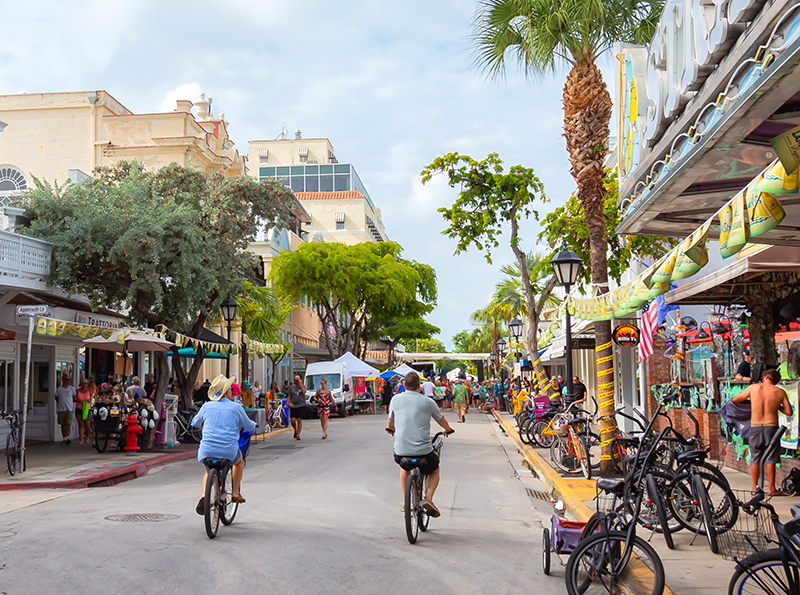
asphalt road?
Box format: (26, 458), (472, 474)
(0, 411), (560, 595)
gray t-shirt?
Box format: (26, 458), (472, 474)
(288, 385), (306, 407)
(389, 390), (443, 456)
(55, 385), (76, 412)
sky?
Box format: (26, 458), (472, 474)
(0, 0), (618, 350)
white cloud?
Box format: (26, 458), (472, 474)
(159, 83), (204, 114)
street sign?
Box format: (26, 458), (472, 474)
(16, 305), (50, 317)
(292, 357), (307, 372)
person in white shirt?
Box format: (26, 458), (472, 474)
(55, 374), (76, 445)
(421, 378), (436, 400)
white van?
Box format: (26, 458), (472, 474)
(303, 361), (355, 417)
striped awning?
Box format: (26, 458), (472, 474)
(299, 147), (309, 157)
(258, 148), (268, 158)
(334, 212), (345, 223)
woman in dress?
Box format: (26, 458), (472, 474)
(313, 379), (332, 439)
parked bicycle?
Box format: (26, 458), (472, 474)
(174, 407), (202, 443)
(3, 410), (24, 476)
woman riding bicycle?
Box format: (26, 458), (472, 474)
(192, 374), (256, 515)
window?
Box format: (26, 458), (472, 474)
(334, 174), (350, 191)
(291, 177), (304, 192)
(0, 360), (14, 413)
(336, 221), (345, 230)
(334, 164), (350, 174)
(0, 166), (27, 203)
(320, 174), (334, 192)
(305, 175), (319, 192)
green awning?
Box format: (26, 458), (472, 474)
(177, 347), (228, 360)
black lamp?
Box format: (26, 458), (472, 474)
(695, 321), (712, 342)
(496, 337), (507, 353)
(550, 245), (582, 403)
(221, 296), (238, 376)
(780, 297), (800, 321)
(712, 316), (730, 336)
(509, 317), (523, 340)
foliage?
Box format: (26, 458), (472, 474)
(538, 170), (676, 289)
(236, 281), (293, 382)
(472, 0), (662, 75)
(421, 152), (546, 264)
(493, 251), (560, 316)
(20, 161), (297, 407)
(270, 241), (437, 358)
(413, 338), (447, 353)
(452, 327), (493, 353)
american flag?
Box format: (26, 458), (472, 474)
(639, 301), (659, 362)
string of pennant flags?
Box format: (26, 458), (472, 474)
(569, 159), (798, 322)
(34, 318), (284, 356)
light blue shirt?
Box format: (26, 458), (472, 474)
(389, 391), (443, 456)
(192, 398), (256, 462)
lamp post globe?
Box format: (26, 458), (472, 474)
(496, 337), (507, 354)
(221, 296), (238, 376)
(509, 317), (523, 339)
(550, 246), (582, 403)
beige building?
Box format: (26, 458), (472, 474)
(248, 136), (387, 244)
(0, 90), (246, 199)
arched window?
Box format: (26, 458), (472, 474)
(0, 166), (27, 193)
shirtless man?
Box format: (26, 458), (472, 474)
(733, 369), (793, 495)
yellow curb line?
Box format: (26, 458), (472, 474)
(252, 427), (293, 441)
(491, 410), (675, 595)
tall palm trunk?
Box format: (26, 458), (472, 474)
(563, 58), (616, 475)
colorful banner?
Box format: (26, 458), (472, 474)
(781, 382), (799, 451)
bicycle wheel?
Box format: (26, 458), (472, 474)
(577, 434), (592, 480)
(204, 469), (221, 539)
(221, 469), (238, 526)
(565, 530), (665, 595)
(694, 473), (718, 554)
(583, 431), (601, 470)
(728, 548), (800, 595)
(6, 433), (17, 476)
(532, 420), (555, 448)
(519, 416), (535, 444)
(551, 436), (578, 473)
(667, 470), (737, 535)
(542, 527), (551, 575)
(404, 472), (420, 544)
(646, 473), (674, 550)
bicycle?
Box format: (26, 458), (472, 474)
(201, 430), (251, 539)
(390, 430), (454, 544)
(174, 407), (202, 443)
(266, 398), (287, 431)
(551, 416), (593, 479)
(3, 410), (24, 476)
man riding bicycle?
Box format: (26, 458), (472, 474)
(192, 374), (256, 515)
(386, 371), (454, 518)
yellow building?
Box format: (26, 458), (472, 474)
(0, 90), (246, 197)
(248, 135), (388, 244)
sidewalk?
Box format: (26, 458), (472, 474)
(492, 410), (800, 595)
(0, 427), (292, 490)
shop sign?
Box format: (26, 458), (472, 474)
(771, 124), (800, 173)
(15, 305), (53, 325)
(641, 0), (766, 148)
(75, 313), (119, 329)
(292, 357), (306, 372)
(613, 324), (641, 348)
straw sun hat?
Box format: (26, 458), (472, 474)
(208, 374), (236, 401)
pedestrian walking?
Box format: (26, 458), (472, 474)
(382, 378), (394, 414)
(287, 375), (307, 440)
(55, 373), (75, 445)
(732, 369), (794, 495)
(434, 380), (446, 410)
(75, 379), (92, 444)
(313, 379), (333, 439)
(453, 380), (469, 423)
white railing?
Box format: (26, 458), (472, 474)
(0, 230), (52, 282)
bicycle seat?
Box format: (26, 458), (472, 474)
(568, 417), (590, 427)
(615, 436), (640, 447)
(675, 450), (706, 465)
(596, 478), (625, 495)
(202, 458), (232, 470)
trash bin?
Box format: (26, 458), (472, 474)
(164, 393), (178, 447)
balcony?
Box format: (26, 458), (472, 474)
(0, 230), (52, 285)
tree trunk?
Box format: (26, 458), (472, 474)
(509, 211), (548, 387)
(563, 58), (615, 475)
(240, 318), (249, 382)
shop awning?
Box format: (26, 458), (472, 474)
(178, 347), (227, 360)
(665, 245), (800, 306)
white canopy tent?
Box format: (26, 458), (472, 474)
(392, 363), (417, 376)
(334, 351), (381, 377)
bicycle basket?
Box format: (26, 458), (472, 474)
(716, 490), (775, 561)
(595, 485), (619, 514)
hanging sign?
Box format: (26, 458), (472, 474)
(613, 324), (641, 348)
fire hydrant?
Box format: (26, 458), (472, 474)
(124, 413), (142, 452)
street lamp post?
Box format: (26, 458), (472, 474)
(550, 246), (582, 402)
(221, 296), (238, 377)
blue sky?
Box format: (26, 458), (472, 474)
(1, 0), (617, 349)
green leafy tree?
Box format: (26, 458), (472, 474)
(382, 316), (440, 367)
(20, 161), (296, 411)
(236, 281), (293, 384)
(422, 152), (552, 383)
(270, 241), (437, 358)
(472, 0), (663, 473)
(538, 171), (675, 290)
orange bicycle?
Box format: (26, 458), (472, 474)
(550, 414), (592, 479)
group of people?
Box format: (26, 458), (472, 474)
(381, 374), (505, 421)
(54, 373), (161, 446)
(286, 375), (333, 441)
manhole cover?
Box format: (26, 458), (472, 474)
(526, 488), (550, 502)
(105, 513), (179, 523)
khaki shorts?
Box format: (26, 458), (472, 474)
(454, 402), (467, 415)
(57, 410), (73, 425)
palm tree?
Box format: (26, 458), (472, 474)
(472, 0), (662, 473)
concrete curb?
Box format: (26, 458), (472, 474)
(492, 410), (595, 521)
(492, 410), (675, 595)
(1, 426), (294, 491)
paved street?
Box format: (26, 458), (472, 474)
(0, 412), (559, 595)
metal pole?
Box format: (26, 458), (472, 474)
(226, 321), (232, 377)
(20, 315), (33, 473)
(564, 282), (574, 403)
